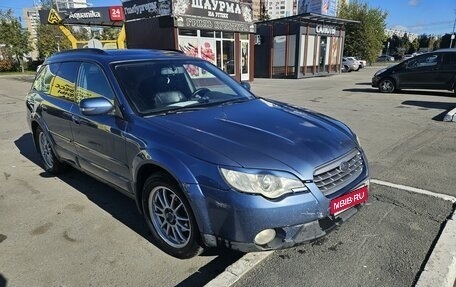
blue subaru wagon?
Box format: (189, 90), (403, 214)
(26, 49), (369, 258)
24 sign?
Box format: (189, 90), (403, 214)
(109, 6), (124, 21)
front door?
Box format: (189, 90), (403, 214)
(399, 53), (443, 89)
(71, 62), (130, 192)
(241, 39), (249, 81)
(318, 36), (327, 73)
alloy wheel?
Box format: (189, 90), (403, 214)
(38, 131), (54, 169)
(148, 186), (192, 248)
(379, 79), (395, 93)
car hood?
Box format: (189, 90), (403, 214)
(147, 99), (357, 179)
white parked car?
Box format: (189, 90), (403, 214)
(346, 57), (366, 69)
(342, 57), (360, 72)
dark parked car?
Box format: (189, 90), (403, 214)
(26, 49), (369, 258)
(372, 49), (456, 94)
(376, 55), (395, 62)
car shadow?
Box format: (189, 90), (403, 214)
(14, 133), (244, 285)
(342, 88), (377, 93)
(355, 82), (372, 86)
(0, 274), (6, 287)
(343, 88), (455, 98)
(397, 90), (455, 97)
(401, 100), (456, 121)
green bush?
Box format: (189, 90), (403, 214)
(0, 60), (15, 72)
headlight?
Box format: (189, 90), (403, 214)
(220, 168), (307, 199)
(374, 68), (386, 76)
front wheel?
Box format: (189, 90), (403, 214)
(142, 173), (203, 259)
(35, 126), (65, 173)
(378, 78), (395, 93)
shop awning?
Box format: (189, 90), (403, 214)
(255, 13), (360, 26)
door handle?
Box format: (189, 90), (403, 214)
(71, 115), (80, 125)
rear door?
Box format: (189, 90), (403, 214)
(35, 62), (79, 163)
(399, 53), (443, 89)
(439, 52), (456, 90)
(70, 62), (130, 192)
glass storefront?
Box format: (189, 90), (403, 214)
(178, 29), (236, 76)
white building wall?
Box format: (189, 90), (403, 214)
(267, 0), (295, 19)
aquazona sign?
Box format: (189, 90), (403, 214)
(316, 25), (336, 35)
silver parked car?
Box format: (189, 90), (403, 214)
(342, 57), (360, 72)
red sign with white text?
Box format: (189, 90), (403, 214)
(109, 6), (124, 21)
(330, 185), (368, 215)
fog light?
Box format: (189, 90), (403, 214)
(254, 229), (276, 245)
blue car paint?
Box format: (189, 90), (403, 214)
(26, 49), (369, 254)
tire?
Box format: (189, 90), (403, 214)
(378, 78), (396, 93)
(35, 126), (65, 174)
(142, 173), (203, 259)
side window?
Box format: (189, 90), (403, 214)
(442, 53), (456, 65)
(407, 54), (440, 69)
(33, 63), (60, 93)
(49, 62), (80, 101)
(75, 63), (114, 104)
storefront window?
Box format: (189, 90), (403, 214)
(178, 29), (236, 76)
(272, 35), (286, 77)
(287, 35), (296, 76)
(201, 30), (216, 37)
(222, 32), (234, 39)
(179, 29), (197, 36)
(223, 40), (235, 74)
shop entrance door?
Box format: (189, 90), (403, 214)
(318, 36), (327, 73)
(241, 39), (249, 81)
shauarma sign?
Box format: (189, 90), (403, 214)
(122, 0), (255, 33)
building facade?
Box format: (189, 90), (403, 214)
(266, 0), (295, 20)
(55, 0), (88, 10)
(123, 0), (256, 82)
(23, 7), (40, 60)
(254, 13), (356, 79)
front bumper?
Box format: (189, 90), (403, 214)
(185, 172), (369, 252)
(202, 204), (363, 253)
(372, 76), (381, 87)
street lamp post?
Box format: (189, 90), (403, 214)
(450, 16), (456, 48)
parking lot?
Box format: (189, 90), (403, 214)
(1, 67), (455, 287)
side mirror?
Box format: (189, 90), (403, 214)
(240, 81), (251, 91)
(79, 97), (114, 116)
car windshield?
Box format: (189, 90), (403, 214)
(113, 59), (256, 116)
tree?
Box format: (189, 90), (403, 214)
(100, 27), (121, 40)
(0, 9), (31, 72)
(338, 0), (387, 64)
(36, 24), (71, 58)
(407, 38), (419, 54)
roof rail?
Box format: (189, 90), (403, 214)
(54, 48), (108, 55)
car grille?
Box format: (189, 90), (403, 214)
(313, 149), (364, 196)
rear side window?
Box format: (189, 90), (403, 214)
(33, 63), (60, 93)
(49, 62), (80, 101)
(442, 53), (456, 65)
(76, 63), (114, 103)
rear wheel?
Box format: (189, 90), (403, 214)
(35, 126), (65, 173)
(142, 173), (203, 259)
(378, 78), (395, 93)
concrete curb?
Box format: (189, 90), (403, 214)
(443, 107), (456, 122)
(204, 251), (273, 287)
(415, 210), (456, 287)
